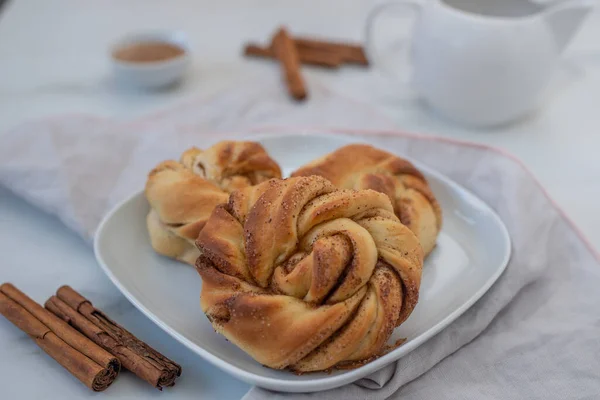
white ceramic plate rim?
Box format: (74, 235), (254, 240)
(94, 132), (511, 391)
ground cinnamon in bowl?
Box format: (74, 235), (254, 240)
(112, 41), (186, 63)
(110, 32), (191, 89)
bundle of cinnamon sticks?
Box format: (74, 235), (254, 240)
(244, 26), (369, 101)
(0, 283), (181, 392)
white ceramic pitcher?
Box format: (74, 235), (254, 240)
(365, 0), (594, 127)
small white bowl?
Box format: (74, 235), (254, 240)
(110, 31), (191, 89)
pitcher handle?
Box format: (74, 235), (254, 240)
(365, 0), (424, 82)
(542, 0), (594, 52)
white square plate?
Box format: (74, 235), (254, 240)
(94, 133), (510, 392)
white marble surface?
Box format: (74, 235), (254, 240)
(0, 0), (599, 399)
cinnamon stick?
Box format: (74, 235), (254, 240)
(46, 286), (181, 390)
(273, 28), (307, 100)
(0, 283), (119, 391)
(295, 37), (369, 66)
(45, 295), (166, 389)
(244, 43), (342, 68)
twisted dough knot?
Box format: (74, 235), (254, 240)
(292, 144), (442, 256)
(195, 175), (423, 372)
(180, 141), (281, 193)
(145, 141), (281, 265)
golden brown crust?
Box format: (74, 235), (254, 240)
(180, 141), (282, 192)
(195, 176), (423, 372)
(144, 141), (282, 265)
(291, 144), (442, 256)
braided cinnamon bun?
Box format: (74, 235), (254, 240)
(195, 176), (423, 372)
(292, 144), (442, 256)
(145, 141), (282, 265)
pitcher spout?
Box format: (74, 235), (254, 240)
(543, 0), (594, 52)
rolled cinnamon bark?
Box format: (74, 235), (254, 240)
(295, 37), (369, 66)
(273, 28), (307, 100)
(244, 43), (342, 68)
(0, 284), (119, 392)
(46, 286), (181, 390)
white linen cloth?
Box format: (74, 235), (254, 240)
(1, 80), (598, 399)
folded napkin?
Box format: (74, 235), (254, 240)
(1, 80), (599, 399)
